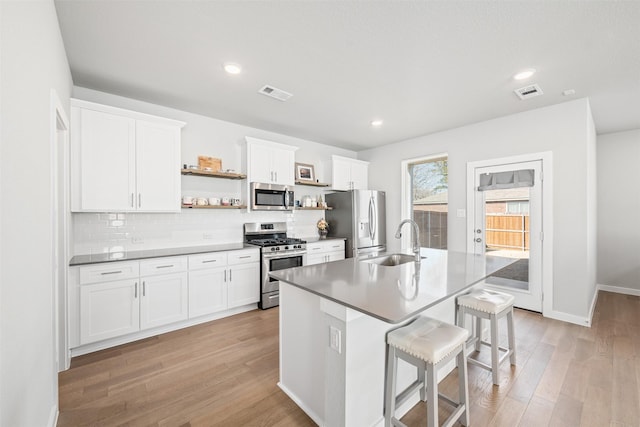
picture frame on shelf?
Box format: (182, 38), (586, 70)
(295, 162), (315, 183)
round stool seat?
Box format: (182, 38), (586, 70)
(457, 288), (514, 314)
(387, 317), (469, 364)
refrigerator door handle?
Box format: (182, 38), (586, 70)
(369, 196), (376, 240)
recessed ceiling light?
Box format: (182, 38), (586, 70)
(513, 69), (536, 80)
(223, 62), (242, 75)
(371, 120), (383, 127)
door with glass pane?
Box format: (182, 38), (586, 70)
(473, 160), (542, 312)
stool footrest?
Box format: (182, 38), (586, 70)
(395, 379), (424, 408)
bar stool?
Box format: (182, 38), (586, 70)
(384, 316), (470, 427)
(456, 288), (516, 385)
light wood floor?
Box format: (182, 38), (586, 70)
(58, 291), (640, 426)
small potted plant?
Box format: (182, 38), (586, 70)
(317, 218), (329, 239)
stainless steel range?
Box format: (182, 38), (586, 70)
(244, 222), (307, 309)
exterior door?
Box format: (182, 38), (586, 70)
(472, 160), (543, 312)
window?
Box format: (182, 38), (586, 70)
(407, 156), (448, 249)
(506, 201), (530, 214)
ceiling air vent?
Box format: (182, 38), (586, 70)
(514, 84), (544, 100)
(258, 85), (293, 102)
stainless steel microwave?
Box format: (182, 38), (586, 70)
(250, 182), (294, 210)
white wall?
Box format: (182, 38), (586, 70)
(597, 129), (640, 293)
(0, 1), (73, 426)
(71, 87), (357, 254)
(359, 99), (597, 322)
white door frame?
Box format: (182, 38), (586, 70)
(466, 152), (553, 316)
(51, 89), (70, 371)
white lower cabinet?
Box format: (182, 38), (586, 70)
(227, 262), (260, 308)
(140, 272), (188, 330)
(74, 248), (259, 350)
(80, 279), (140, 344)
(306, 240), (346, 265)
(188, 267), (228, 318)
(139, 257), (189, 329)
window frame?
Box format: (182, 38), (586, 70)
(400, 152), (448, 250)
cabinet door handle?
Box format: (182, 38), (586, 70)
(138, 193), (142, 208)
(229, 269), (232, 281)
(202, 259), (217, 263)
(131, 193), (135, 208)
(100, 270), (122, 275)
(134, 282), (138, 298)
(143, 281), (146, 297)
(156, 264), (174, 269)
(224, 270), (227, 282)
(238, 255), (251, 259)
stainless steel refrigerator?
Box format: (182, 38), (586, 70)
(325, 190), (386, 258)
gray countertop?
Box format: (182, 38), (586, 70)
(269, 248), (517, 324)
(69, 242), (255, 266)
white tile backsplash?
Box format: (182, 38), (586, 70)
(72, 209), (326, 255)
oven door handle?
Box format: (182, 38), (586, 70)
(262, 250), (307, 259)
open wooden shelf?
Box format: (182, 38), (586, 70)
(181, 169), (246, 180)
(295, 180), (331, 187)
(182, 204), (246, 210)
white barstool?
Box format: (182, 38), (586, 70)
(384, 316), (470, 427)
(456, 288), (516, 385)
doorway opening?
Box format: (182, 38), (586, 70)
(467, 153), (553, 315)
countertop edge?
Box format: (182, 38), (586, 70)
(69, 243), (257, 266)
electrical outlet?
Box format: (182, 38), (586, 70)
(457, 209), (466, 218)
(132, 236), (144, 244)
(330, 326), (342, 353)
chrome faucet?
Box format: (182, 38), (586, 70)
(395, 219), (421, 262)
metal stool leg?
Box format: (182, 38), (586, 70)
(426, 362), (438, 427)
(507, 308), (516, 365)
(384, 345), (397, 427)
(490, 313), (499, 385)
(457, 348), (470, 426)
(475, 315), (482, 352)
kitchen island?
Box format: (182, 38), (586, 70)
(269, 248), (516, 427)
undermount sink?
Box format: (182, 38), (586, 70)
(361, 253), (422, 266)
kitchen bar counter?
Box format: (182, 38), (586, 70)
(69, 242), (252, 266)
(270, 247), (516, 324)
(272, 248), (517, 426)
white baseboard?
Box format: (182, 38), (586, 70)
(597, 283), (640, 297)
(47, 405), (58, 427)
(545, 310), (591, 327)
(277, 382), (324, 426)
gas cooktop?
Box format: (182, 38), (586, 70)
(247, 238), (307, 247)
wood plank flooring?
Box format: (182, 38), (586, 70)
(58, 291), (640, 426)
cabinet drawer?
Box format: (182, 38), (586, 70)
(79, 261), (139, 285)
(188, 252), (227, 270)
(307, 240), (345, 253)
(140, 256), (187, 276)
(228, 248), (260, 265)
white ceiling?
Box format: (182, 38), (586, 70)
(54, 1), (640, 151)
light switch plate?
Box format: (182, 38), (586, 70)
(457, 209), (466, 218)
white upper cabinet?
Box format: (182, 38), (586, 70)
(71, 99), (185, 212)
(331, 155), (369, 191)
(246, 136), (297, 185)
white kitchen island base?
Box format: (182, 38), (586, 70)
(279, 282), (454, 426)
(273, 249), (517, 426)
